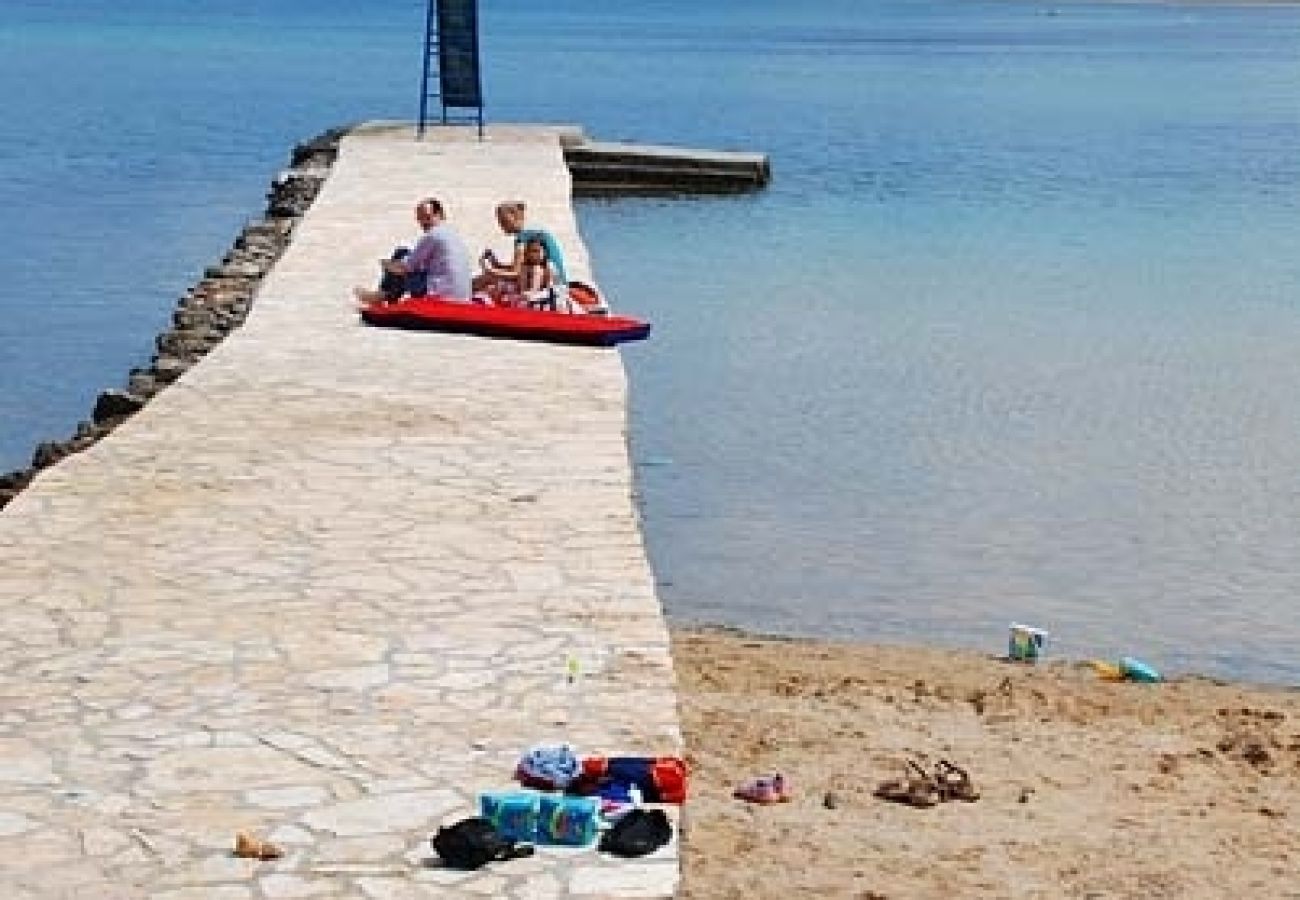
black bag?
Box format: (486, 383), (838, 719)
(597, 808), (673, 858)
(431, 817), (534, 870)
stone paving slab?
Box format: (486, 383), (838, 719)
(0, 125), (680, 898)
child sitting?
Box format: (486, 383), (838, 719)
(517, 238), (561, 310)
(477, 239), (577, 312)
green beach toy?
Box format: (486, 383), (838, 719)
(1008, 623), (1048, 662)
(1119, 657), (1162, 683)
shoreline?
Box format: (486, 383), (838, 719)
(667, 618), (1299, 692)
(670, 624), (1299, 898)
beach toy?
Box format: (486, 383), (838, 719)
(1089, 660), (1125, 681)
(1008, 623), (1049, 662)
(1119, 657), (1162, 683)
(479, 791), (541, 842)
(536, 794), (599, 846)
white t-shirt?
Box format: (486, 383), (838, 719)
(407, 222), (472, 300)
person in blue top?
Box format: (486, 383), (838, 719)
(474, 200), (569, 299)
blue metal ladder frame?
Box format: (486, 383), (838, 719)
(417, 0), (484, 139)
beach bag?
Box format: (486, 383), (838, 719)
(479, 791), (541, 842)
(567, 280), (609, 314)
(537, 794), (600, 846)
(597, 808), (673, 858)
(431, 817), (533, 870)
(515, 744), (581, 791)
(576, 756), (688, 804)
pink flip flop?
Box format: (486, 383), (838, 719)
(733, 773), (791, 805)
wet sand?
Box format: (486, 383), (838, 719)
(671, 626), (1300, 899)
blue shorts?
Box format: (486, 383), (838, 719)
(379, 247), (426, 300)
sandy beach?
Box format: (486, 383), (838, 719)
(671, 626), (1300, 899)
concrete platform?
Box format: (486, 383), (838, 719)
(0, 125), (680, 898)
(564, 139), (771, 195)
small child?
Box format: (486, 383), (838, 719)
(477, 239), (578, 312)
(518, 238), (559, 310)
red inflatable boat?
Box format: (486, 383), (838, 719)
(359, 295), (651, 347)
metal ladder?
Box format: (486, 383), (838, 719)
(417, 0), (484, 139)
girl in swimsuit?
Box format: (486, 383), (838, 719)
(518, 238), (556, 306)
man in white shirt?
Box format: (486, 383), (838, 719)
(354, 197), (472, 305)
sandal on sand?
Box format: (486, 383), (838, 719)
(935, 759), (981, 802)
(873, 777), (940, 808)
(873, 761), (940, 808)
(234, 831), (283, 860)
(733, 773), (789, 805)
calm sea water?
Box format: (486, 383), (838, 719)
(3, 1), (1300, 682)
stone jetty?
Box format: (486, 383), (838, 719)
(0, 125), (681, 898)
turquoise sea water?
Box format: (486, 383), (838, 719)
(3, 1), (1300, 682)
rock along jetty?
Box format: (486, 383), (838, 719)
(0, 124), (681, 899)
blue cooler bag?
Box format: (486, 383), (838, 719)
(536, 794), (599, 846)
(479, 791), (541, 842)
